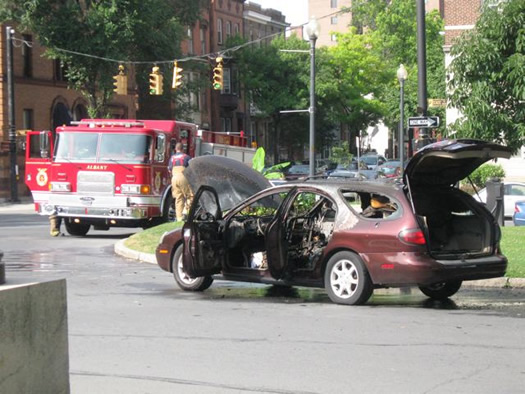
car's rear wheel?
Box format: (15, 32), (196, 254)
(172, 244), (213, 291)
(419, 281), (462, 300)
(65, 221), (90, 236)
(324, 251), (373, 305)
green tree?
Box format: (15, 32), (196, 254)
(448, 0), (525, 152)
(321, 28), (389, 151)
(235, 34), (313, 163)
(1, 0), (208, 117)
(350, 0), (446, 143)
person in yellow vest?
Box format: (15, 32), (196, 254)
(168, 143), (193, 222)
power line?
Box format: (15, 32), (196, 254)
(9, 9), (345, 66)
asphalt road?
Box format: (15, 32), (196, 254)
(1, 207), (524, 393)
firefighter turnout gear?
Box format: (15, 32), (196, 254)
(169, 148), (193, 222)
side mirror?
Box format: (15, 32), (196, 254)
(155, 134), (166, 162)
(39, 131), (49, 158)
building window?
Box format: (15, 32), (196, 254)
(331, 16), (338, 24)
(54, 59), (67, 82)
(331, 34), (338, 42)
(187, 27), (194, 54)
(200, 27), (206, 54)
(222, 68), (231, 94)
(330, 0), (338, 8)
(221, 117), (232, 132)
(22, 34), (33, 78)
(226, 21), (231, 39)
(234, 24), (239, 35)
(217, 19), (223, 44)
(23, 109), (34, 130)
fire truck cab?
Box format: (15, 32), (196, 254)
(25, 119), (197, 236)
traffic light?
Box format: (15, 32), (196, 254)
(172, 61), (183, 89)
(149, 66), (163, 95)
(212, 57), (223, 90)
(113, 64), (127, 95)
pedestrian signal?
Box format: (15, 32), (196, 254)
(213, 57), (223, 90)
(172, 61), (183, 89)
(149, 66), (163, 95)
(113, 65), (127, 95)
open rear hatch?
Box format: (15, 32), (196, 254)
(404, 139), (512, 258)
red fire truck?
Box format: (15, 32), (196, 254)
(24, 119), (255, 236)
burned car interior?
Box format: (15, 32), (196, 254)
(222, 190), (337, 272)
(204, 187), (402, 275)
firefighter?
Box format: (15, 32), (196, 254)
(49, 213), (62, 237)
(168, 142), (193, 222)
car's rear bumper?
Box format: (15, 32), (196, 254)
(365, 252), (507, 287)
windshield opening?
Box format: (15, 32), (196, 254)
(55, 132), (152, 164)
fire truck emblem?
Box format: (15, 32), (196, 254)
(154, 171), (161, 192)
(36, 168), (48, 187)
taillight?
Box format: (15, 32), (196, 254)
(398, 228), (426, 245)
(516, 204), (523, 213)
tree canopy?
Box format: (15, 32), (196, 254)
(1, 0), (208, 116)
(448, 0), (525, 152)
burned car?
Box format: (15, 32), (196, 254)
(156, 140), (511, 305)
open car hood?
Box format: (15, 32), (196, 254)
(404, 139), (512, 188)
(185, 155), (272, 211)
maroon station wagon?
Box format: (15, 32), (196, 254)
(156, 139), (512, 305)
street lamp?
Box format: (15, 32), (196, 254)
(397, 64), (408, 176)
(305, 17), (320, 177)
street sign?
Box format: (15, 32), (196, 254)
(408, 116), (440, 128)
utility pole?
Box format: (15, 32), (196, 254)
(416, 0), (428, 138)
(6, 26), (19, 202)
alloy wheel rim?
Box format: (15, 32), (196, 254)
(330, 259), (359, 299)
(177, 255), (198, 285)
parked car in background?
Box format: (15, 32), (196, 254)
(474, 182), (525, 218)
(329, 160), (376, 180)
(360, 154), (387, 170)
(284, 164), (311, 181)
(513, 201), (525, 226)
(376, 160), (401, 179)
(156, 140), (511, 305)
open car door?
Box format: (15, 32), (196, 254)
(25, 131), (53, 207)
(182, 185), (225, 278)
(265, 187), (299, 279)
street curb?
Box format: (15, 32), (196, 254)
(114, 239), (157, 265)
(113, 239), (525, 288)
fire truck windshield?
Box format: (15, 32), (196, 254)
(55, 132), (152, 164)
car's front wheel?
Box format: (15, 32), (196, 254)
(419, 281), (462, 300)
(172, 244), (213, 291)
(324, 251), (373, 305)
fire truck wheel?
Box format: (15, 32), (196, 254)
(65, 221), (90, 236)
(172, 244), (213, 291)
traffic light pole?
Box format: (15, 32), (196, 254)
(416, 0), (428, 137)
(6, 26), (19, 202)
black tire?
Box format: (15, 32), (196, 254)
(145, 194), (174, 228)
(65, 221), (90, 236)
(419, 281), (462, 300)
(324, 251), (373, 305)
(172, 244), (213, 291)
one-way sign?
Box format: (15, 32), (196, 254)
(408, 116), (440, 128)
